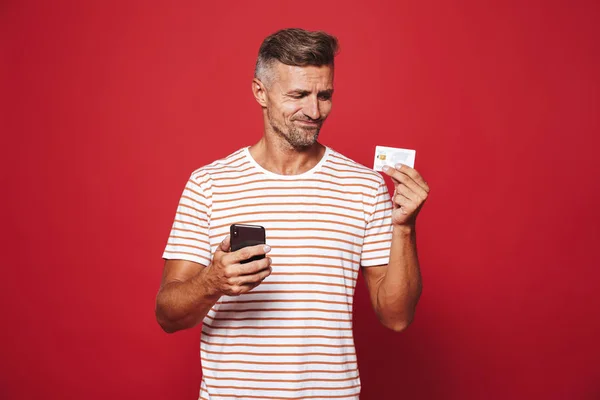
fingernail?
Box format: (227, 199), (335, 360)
(395, 163), (403, 169)
(382, 165), (390, 172)
(264, 245), (271, 252)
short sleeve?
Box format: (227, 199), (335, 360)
(162, 174), (212, 266)
(361, 177), (393, 267)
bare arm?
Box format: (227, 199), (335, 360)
(363, 226), (422, 332)
(155, 259), (220, 333)
(155, 236), (272, 333)
(363, 163), (429, 332)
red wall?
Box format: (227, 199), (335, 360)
(2, 1), (599, 399)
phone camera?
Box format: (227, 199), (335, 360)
(233, 229), (238, 237)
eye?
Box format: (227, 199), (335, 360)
(318, 94), (332, 101)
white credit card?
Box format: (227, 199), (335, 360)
(373, 146), (416, 171)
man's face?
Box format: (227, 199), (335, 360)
(263, 63), (334, 150)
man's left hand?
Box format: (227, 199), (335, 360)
(382, 164), (430, 227)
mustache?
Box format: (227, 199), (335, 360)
(292, 117), (323, 123)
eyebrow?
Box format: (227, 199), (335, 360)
(287, 89), (334, 96)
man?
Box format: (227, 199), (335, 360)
(156, 28), (429, 400)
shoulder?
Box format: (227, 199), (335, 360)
(188, 147), (248, 184)
(325, 147), (385, 188)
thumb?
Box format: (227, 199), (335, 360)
(219, 234), (231, 252)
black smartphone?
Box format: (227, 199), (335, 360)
(230, 224), (266, 264)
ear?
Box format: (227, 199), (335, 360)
(252, 78), (268, 108)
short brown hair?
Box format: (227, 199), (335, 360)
(255, 28), (339, 84)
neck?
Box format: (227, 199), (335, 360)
(249, 135), (326, 176)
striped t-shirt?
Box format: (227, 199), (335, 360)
(163, 146), (393, 400)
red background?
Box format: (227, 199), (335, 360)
(2, 1), (599, 399)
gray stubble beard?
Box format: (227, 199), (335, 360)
(267, 109), (322, 150)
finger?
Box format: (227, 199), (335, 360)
(395, 183), (420, 203)
(389, 176), (401, 188)
(391, 186), (409, 206)
(384, 166), (428, 200)
(226, 244), (271, 265)
(393, 164), (429, 193)
(225, 279), (264, 296)
(219, 235), (231, 252)
(393, 195), (414, 215)
(237, 279), (265, 295)
(396, 174), (427, 200)
(393, 192), (412, 211)
(234, 265), (272, 286)
(229, 257), (272, 277)
(383, 164), (425, 192)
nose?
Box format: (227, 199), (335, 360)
(303, 96), (321, 120)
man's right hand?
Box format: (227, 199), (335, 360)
(203, 235), (272, 297)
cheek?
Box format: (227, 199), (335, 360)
(283, 103), (303, 120)
(268, 97), (295, 118)
(321, 102), (332, 117)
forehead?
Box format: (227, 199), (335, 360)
(273, 63), (334, 89)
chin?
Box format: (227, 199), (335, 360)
(296, 137), (320, 149)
